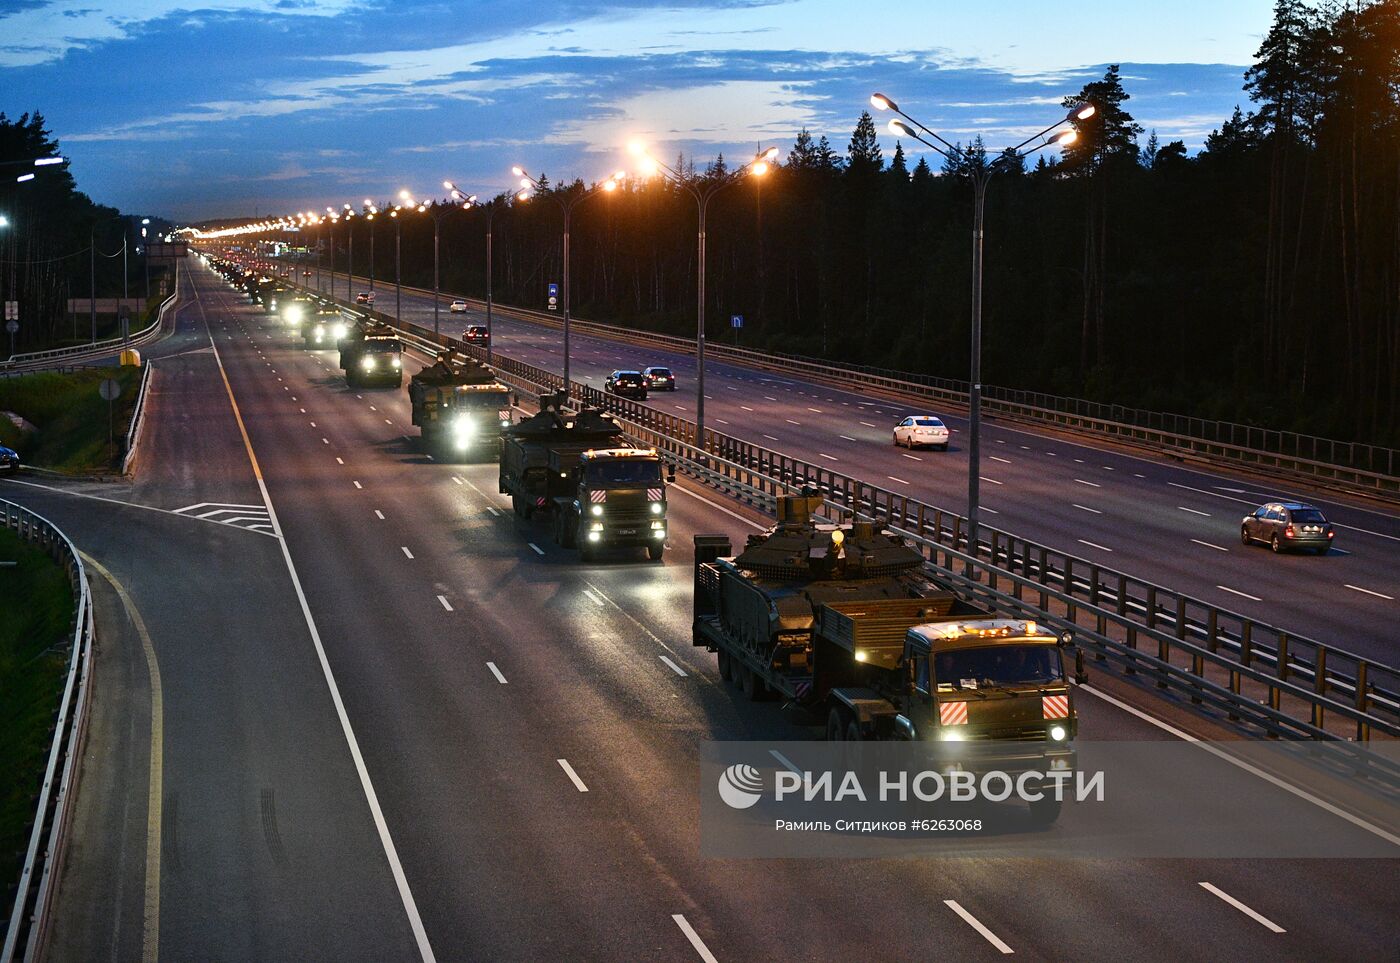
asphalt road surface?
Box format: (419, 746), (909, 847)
(308, 269), (1400, 666)
(17, 258), (1386, 960)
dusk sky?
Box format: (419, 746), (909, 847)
(3, 0), (1276, 222)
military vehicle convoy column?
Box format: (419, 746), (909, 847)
(409, 351), (516, 455)
(694, 493), (1077, 823)
(499, 394), (672, 561)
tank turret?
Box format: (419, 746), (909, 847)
(733, 493), (925, 582)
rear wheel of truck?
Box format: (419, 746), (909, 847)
(647, 543), (664, 561)
(739, 664), (764, 701)
(844, 719), (863, 741)
(557, 513), (577, 549)
(717, 649), (733, 681)
(826, 708), (847, 741)
(1028, 797), (1062, 827)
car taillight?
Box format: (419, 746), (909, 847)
(1327, 531), (1334, 538)
(1285, 526), (1295, 538)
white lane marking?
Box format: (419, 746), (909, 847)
(1198, 883), (1286, 933)
(1344, 584), (1394, 601)
(860, 421), (878, 427)
(1074, 478), (1101, 488)
(982, 507), (1000, 514)
(557, 759), (589, 792)
(1102, 466), (1115, 471)
(353, 481), (363, 489)
(582, 588), (605, 606)
(375, 510), (385, 520)
(660, 655), (688, 677)
(369, 405), (377, 411)
(785, 419), (801, 425)
(740, 405), (754, 411)
(1217, 585), (1262, 602)
(322, 437), (330, 445)
(670, 483), (766, 530)
(310, 421), (317, 427)
(1045, 452), (1057, 457)
(401, 546), (414, 559)
(888, 476), (910, 485)
(1134, 473), (1145, 478)
(486, 662), (508, 684)
(944, 901), (1013, 955)
(1074, 458), (1085, 463)
(1077, 539), (1113, 553)
(1072, 504), (1102, 515)
(528, 542), (546, 555)
(486, 506), (501, 517)
(1178, 506), (1210, 517)
(204, 326), (437, 963)
(336, 457), (344, 465)
(840, 434), (858, 441)
(807, 407), (823, 413)
(384, 419), (393, 425)
(979, 476), (1003, 486)
(989, 455), (1011, 464)
(764, 395), (777, 401)
(762, 434), (779, 441)
(300, 408), (306, 413)
(716, 419), (730, 426)
(901, 453), (922, 461)
(672, 915), (719, 963)
(1191, 539), (1229, 552)
(451, 476), (463, 485)
(819, 452), (839, 461)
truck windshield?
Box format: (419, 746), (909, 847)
(364, 339), (401, 353)
(455, 391), (511, 410)
(584, 460), (662, 486)
(934, 645), (1063, 689)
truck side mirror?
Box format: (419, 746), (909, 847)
(667, 464), (676, 482)
(1058, 632), (1073, 647)
(513, 393), (520, 407)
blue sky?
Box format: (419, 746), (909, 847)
(2, 0), (1275, 221)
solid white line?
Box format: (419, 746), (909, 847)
(401, 546), (414, 559)
(557, 759), (589, 792)
(1191, 539), (1229, 552)
(1178, 506), (1211, 517)
(1344, 584), (1394, 600)
(670, 484), (766, 531)
(672, 915), (719, 963)
(375, 510), (385, 520)
(944, 901), (1014, 955)
(1077, 539), (1113, 553)
(1072, 504), (1102, 515)
(1198, 882), (1286, 933)
(205, 327), (437, 962)
(1217, 585), (1262, 602)
(486, 662), (508, 684)
(1074, 478), (1101, 488)
(528, 542), (546, 555)
(660, 655), (688, 677)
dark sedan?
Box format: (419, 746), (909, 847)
(0, 444), (19, 471)
(1241, 501), (1335, 554)
(605, 370), (649, 400)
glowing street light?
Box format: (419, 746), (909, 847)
(870, 91), (1094, 558)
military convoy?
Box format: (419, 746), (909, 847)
(499, 393), (672, 560)
(693, 493), (1077, 822)
(409, 351), (516, 455)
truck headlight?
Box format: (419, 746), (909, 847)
(589, 522), (603, 533)
(331, 323), (346, 339)
(650, 502), (663, 515)
(650, 520), (665, 530)
(1049, 725), (1067, 742)
(652, 529), (665, 539)
(587, 531), (601, 542)
(313, 329), (323, 342)
(590, 504), (603, 517)
(391, 356), (401, 368)
(361, 356), (375, 370)
(500, 419), (510, 428)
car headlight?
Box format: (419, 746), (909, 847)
(361, 356), (375, 370)
(650, 502), (663, 515)
(590, 504), (604, 517)
(1049, 725), (1067, 741)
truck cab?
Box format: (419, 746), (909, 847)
(419, 382), (514, 454)
(553, 448), (673, 561)
(346, 333), (403, 387)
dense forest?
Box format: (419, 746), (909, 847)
(0, 113), (146, 351)
(345, 0), (1398, 447)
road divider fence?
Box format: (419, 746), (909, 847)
(1, 502), (94, 963)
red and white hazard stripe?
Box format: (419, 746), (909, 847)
(1041, 694), (1070, 720)
(939, 701), (969, 726)
(589, 490), (608, 503)
(647, 487), (664, 502)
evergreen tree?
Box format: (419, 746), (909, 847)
(846, 111), (883, 175)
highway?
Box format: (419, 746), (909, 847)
(317, 271), (1400, 664)
(11, 258), (1390, 960)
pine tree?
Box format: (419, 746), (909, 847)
(846, 111), (883, 175)
(888, 141), (908, 178)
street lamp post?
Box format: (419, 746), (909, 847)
(870, 92), (1094, 556)
(510, 167), (623, 396)
(447, 182), (528, 366)
(390, 206), (403, 322)
(364, 199), (378, 293)
(629, 144), (777, 446)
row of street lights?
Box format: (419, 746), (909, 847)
(197, 96), (1093, 551)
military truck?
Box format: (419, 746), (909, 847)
(409, 351), (516, 456)
(693, 493), (1077, 823)
(281, 293), (314, 335)
(339, 322), (403, 388)
(302, 303), (346, 346)
(499, 394), (672, 561)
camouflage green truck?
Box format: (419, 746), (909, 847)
(693, 493), (1077, 823)
(409, 351), (516, 456)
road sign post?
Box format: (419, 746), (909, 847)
(5, 310), (17, 360)
(547, 282), (558, 312)
(731, 314), (743, 344)
(99, 377), (121, 465)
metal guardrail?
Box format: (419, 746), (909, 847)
(327, 268), (1398, 499)
(121, 362), (155, 475)
(291, 280), (1400, 748)
(1, 267), (181, 372)
(1, 501), (94, 963)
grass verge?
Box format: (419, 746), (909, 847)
(0, 525), (75, 897)
(0, 366), (144, 473)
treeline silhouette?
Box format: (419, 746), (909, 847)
(357, 0), (1398, 447)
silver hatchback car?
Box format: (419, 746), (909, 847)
(1241, 502), (1335, 554)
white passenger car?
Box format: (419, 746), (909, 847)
(892, 415), (950, 451)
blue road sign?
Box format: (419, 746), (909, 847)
(731, 314), (743, 328)
(548, 282), (559, 311)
